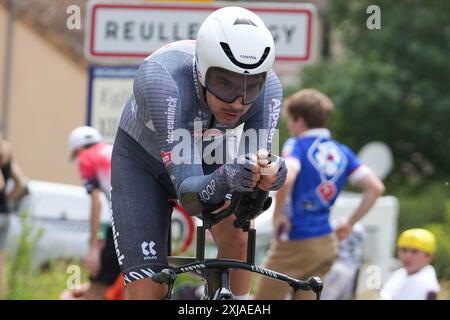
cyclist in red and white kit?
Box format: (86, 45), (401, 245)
(67, 126), (121, 299)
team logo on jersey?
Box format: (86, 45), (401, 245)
(141, 241), (157, 260)
(161, 151), (172, 167)
(202, 128), (224, 141)
(310, 141), (346, 179)
(192, 128), (206, 140)
(308, 140), (347, 205)
(316, 181), (337, 205)
(192, 128), (225, 144)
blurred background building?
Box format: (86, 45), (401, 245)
(0, 0), (88, 184)
(0, 0), (327, 184)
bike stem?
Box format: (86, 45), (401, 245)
(247, 228), (256, 265)
(195, 222), (257, 265)
(190, 211), (257, 299)
(196, 225), (205, 261)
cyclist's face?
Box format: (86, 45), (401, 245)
(205, 67), (266, 105)
(206, 91), (252, 126)
(204, 68), (266, 126)
(398, 247), (432, 275)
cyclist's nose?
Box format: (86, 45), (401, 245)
(228, 97), (247, 110)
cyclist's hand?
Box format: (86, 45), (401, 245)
(274, 214), (291, 242)
(256, 150), (287, 191)
(222, 154), (260, 192)
(84, 245), (101, 277)
(257, 149), (276, 191)
(334, 220), (353, 241)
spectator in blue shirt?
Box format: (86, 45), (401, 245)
(254, 89), (384, 300)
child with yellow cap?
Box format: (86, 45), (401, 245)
(380, 228), (440, 300)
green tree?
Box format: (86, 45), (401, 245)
(301, 0), (450, 185)
(297, 3), (450, 281)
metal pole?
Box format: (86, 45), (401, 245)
(1, 0), (16, 138)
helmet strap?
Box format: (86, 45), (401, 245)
(194, 65), (210, 109)
(202, 85), (208, 105)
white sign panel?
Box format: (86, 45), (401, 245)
(85, 1), (316, 62)
(87, 66), (138, 144)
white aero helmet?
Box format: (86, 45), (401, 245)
(196, 6), (275, 104)
(68, 126), (102, 157)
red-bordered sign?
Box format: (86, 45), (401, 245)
(85, 1), (317, 63)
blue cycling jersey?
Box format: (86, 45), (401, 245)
(283, 129), (364, 240)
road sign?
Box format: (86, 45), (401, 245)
(85, 1), (317, 63)
(87, 65), (138, 144)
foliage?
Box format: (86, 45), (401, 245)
(424, 201), (450, 279)
(6, 212), (44, 299)
(292, 0), (450, 279)
(299, 0), (450, 183)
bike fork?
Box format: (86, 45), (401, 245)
(200, 269), (233, 300)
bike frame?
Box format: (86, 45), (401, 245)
(153, 190), (323, 300)
(166, 225), (319, 300)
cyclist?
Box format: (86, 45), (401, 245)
(111, 6), (287, 300)
(380, 228), (440, 300)
(67, 126), (121, 299)
(254, 89), (385, 300)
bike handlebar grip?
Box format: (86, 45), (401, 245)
(307, 276), (323, 293)
(296, 280), (311, 291)
(292, 276), (323, 293)
(151, 269), (175, 284)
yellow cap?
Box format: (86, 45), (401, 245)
(397, 228), (437, 254)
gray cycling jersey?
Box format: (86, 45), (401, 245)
(119, 40), (282, 214)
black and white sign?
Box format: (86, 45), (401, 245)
(87, 65), (138, 144)
(85, 1), (317, 63)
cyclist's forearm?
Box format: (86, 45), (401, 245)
(177, 169), (229, 214)
(89, 190), (102, 247)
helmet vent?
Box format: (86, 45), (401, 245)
(233, 17), (257, 26)
(220, 42), (271, 70)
